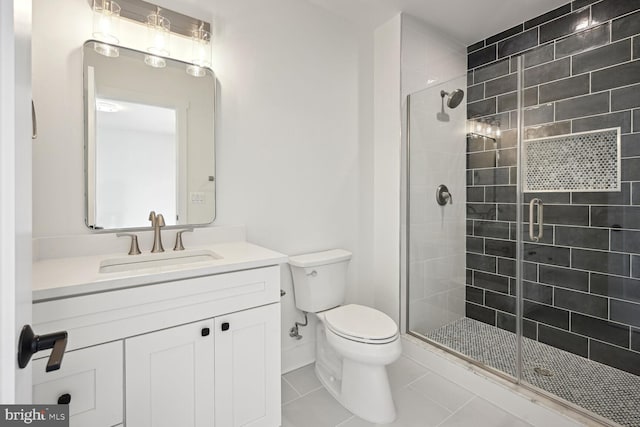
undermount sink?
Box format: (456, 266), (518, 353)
(99, 250), (223, 274)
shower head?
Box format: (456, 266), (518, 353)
(440, 89), (465, 109)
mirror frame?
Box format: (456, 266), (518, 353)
(82, 40), (217, 231)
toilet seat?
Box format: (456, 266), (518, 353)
(324, 304), (398, 344)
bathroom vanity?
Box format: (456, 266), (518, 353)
(31, 239), (286, 427)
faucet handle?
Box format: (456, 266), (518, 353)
(117, 233), (142, 255)
(148, 210), (156, 226)
(174, 228), (194, 251)
(156, 214), (166, 227)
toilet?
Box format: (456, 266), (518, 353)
(289, 249), (401, 424)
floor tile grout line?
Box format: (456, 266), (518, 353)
(402, 353), (481, 397)
(434, 396), (478, 427)
(401, 369), (433, 389)
(334, 415), (355, 427)
(280, 384), (325, 407)
(403, 382), (456, 419)
(408, 379), (478, 417)
(281, 375), (303, 399)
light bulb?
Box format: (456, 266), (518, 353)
(187, 25), (212, 77)
(146, 12), (170, 61)
(92, 0), (120, 57)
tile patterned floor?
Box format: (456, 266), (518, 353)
(423, 318), (640, 427)
(281, 357), (534, 427)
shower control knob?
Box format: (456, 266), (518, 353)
(436, 184), (453, 206)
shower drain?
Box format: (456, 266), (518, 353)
(534, 367), (554, 377)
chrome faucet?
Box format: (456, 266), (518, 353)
(148, 211), (166, 253)
(173, 228), (194, 251)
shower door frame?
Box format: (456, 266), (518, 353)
(404, 55), (619, 427)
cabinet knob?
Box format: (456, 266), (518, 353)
(201, 327), (210, 337)
(221, 322), (230, 331)
(58, 393), (71, 405)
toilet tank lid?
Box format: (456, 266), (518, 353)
(288, 249), (352, 267)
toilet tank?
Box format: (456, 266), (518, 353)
(288, 249), (352, 313)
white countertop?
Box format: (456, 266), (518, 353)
(32, 241), (287, 302)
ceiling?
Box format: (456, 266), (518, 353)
(307, 0), (570, 45)
(157, 0), (570, 46)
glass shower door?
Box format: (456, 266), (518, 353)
(407, 74), (521, 380)
(516, 51), (640, 425)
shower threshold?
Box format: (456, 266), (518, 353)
(414, 318), (640, 427)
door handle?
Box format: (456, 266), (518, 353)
(528, 198), (544, 242)
(17, 325), (68, 372)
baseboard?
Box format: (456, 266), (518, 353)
(281, 341), (315, 374)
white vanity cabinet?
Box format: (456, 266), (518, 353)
(32, 341), (123, 427)
(214, 303), (281, 427)
(125, 319), (216, 427)
(125, 303), (280, 427)
(32, 262), (283, 427)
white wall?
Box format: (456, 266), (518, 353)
(32, 0), (363, 372)
(372, 15), (402, 324)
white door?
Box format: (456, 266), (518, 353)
(214, 303), (281, 427)
(125, 319), (215, 427)
(0, 0), (33, 403)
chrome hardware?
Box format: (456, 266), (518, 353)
(117, 233), (141, 255)
(306, 270), (318, 277)
(289, 312), (308, 340)
(173, 228), (194, 251)
(31, 100), (37, 139)
(436, 184), (453, 206)
(149, 211), (166, 253)
(528, 198), (544, 242)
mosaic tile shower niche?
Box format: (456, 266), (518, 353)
(523, 128), (621, 192)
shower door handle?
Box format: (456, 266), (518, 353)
(529, 198), (544, 242)
(32, 100), (37, 139)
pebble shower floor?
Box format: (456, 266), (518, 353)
(422, 318), (640, 426)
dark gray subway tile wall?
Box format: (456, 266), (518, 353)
(464, 0), (640, 376)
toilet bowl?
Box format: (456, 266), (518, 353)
(289, 250), (401, 424)
(315, 305), (401, 423)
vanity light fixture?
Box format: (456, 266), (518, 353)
(92, 0), (121, 57)
(186, 24), (211, 77)
(144, 7), (170, 68)
(88, 0), (213, 69)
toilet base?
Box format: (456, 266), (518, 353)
(319, 359), (397, 424)
(314, 323), (399, 424)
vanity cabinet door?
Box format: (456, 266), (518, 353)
(125, 319), (215, 427)
(32, 340), (123, 427)
(214, 303), (281, 427)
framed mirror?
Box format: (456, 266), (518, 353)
(83, 40), (215, 230)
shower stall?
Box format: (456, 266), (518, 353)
(406, 3), (640, 426)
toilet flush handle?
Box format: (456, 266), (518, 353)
(306, 270), (318, 277)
